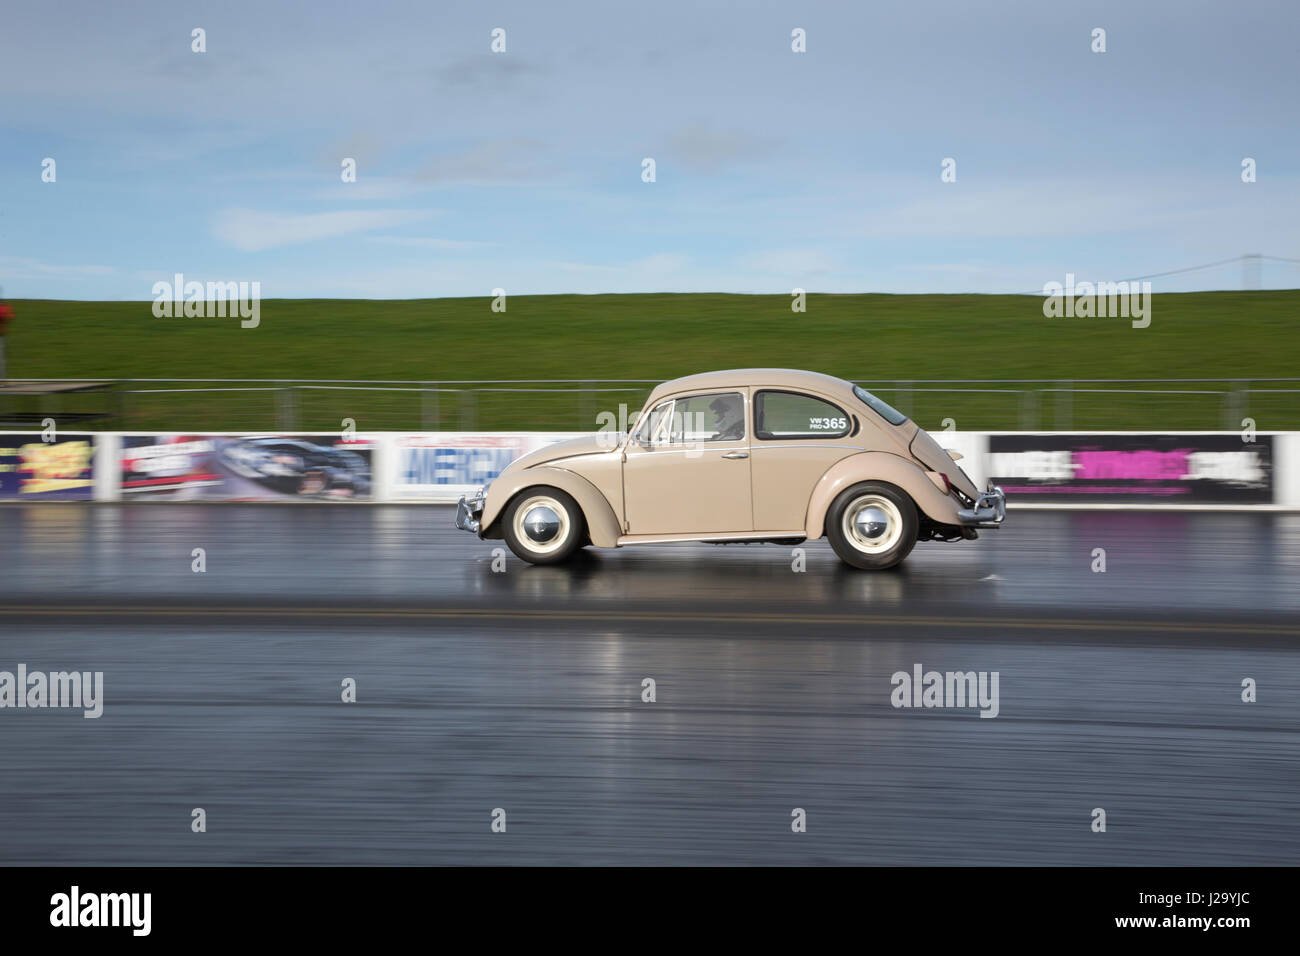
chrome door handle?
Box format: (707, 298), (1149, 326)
(721, 451), (749, 459)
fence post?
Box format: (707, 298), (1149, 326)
(1225, 380), (1247, 430)
(422, 389), (440, 430)
(276, 382), (297, 431)
(579, 382), (596, 430)
(1055, 381), (1073, 431)
(459, 390), (477, 430)
(895, 381), (912, 418)
(1019, 389), (1040, 431)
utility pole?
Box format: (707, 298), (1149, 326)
(1242, 253), (1262, 291)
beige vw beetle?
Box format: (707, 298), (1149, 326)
(455, 369), (1005, 569)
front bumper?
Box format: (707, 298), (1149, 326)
(455, 488), (485, 534)
(956, 483), (1006, 528)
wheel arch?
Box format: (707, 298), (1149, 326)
(480, 466), (622, 547)
(804, 452), (964, 538)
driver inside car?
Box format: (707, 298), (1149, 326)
(709, 395), (744, 441)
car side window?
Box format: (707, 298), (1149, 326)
(755, 390), (851, 439)
(632, 399), (676, 445)
(668, 392), (746, 443)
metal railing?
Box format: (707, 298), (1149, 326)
(1, 378), (1297, 432)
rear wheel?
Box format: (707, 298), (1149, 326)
(502, 486), (586, 565)
(825, 481), (918, 570)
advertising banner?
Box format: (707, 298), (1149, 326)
(120, 434), (374, 500)
(988, 434), (1274, 504)
(390, 432), (584, 500)
(1, 430), (1289, 508)
(0, 433), (95, 500)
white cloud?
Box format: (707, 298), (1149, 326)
(554, 253), (687, 275)
(0, 256), (114, 280)
(213, 208), (434, 251)
(637, 253), (688, 273)
(834, 176), (1300, 242)
(362, 236), (492, 250)
(416, 139), (547, 186)
(667, 124), (776, 172)
(553, 261), (619, 274)
(312, 178), (431, 201)
(740, 249), (838, 276)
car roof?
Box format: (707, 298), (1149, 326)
(647, 368), (857, 405)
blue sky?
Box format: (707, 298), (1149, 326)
(1, 0), (1297, 299)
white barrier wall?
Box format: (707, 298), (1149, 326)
(1279, 434), (1300, 509)
(1, 431), (1297, 509)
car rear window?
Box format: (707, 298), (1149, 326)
(755, 390), (850, 439)
(853, 385), (908, 426)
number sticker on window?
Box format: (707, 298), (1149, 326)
(809, 417), (847, 431)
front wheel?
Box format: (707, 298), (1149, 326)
(825, 482), (918, 570)
(502, 486), (586, 565)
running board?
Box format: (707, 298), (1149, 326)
(617, 531), (807, 547)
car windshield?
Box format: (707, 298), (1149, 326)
(853, 385), (908, 426)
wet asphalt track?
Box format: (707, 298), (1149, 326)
(0, 503), (1297, 865)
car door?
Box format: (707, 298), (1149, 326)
(621, 390), (753, 535)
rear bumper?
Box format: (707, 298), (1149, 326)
(956, 483), (1006, 528)
(455, 488), (485, 534)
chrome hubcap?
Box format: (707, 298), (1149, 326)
(843, 495), (903, 554)
(855, 506), (889, 540)
(512, 495), (570, 554)
(522, 505), (560, 543)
